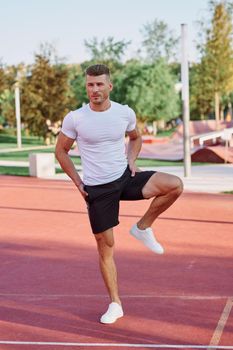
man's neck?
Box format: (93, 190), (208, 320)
(89, 100), (111, 112)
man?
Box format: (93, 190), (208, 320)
(55, 64), (183, 324)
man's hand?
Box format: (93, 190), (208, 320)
(128, 159), (142, 177)
(77, 182), (88, 200)
(128, 160), (137, 177)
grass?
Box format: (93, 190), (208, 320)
(0, 147), (56, 161)
(0, 148), (183, 167)
(0, 133), (44, 149)
(0, 166), (30, 176)
(222, 191), (233, 194)
(136, 158), (183, 167)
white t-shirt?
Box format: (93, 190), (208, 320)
(61, 101), (136, 185)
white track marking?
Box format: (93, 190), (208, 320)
(209, 298), (233, 348)
(0, 341), (233, 348)
(0, 293), (232, 300)
(0, 296), (231, 348)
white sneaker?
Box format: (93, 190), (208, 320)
(130, 224), (164, 254)
(100, 302), (124, 324)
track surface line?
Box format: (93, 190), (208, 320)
(0, 341), (233, 348)
(209, 297), (233, 348)
(0, 293), (232, 300)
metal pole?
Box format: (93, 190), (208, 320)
(181, 23), (191, 177)
(15, 84), (22, 149)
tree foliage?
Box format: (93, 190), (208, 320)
(140, 19), (179, 62)
(0, 64), (18, 126)
(0, 63), (6, 94)
(111, 59), (179, 122)
(193, 1), (233, 121)
(20, 45), (71, 138)
(190, 61), (214, 119)
(206, 3), (233, 89)
(0, 63), (7, 123)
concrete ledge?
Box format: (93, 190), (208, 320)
(29, 153), (55, 178)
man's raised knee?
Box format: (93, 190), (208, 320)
(173, 176), (183, 196)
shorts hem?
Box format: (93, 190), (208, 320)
(92, 221), (119, 234)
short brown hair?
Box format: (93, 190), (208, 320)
(85, 64), (110, 78)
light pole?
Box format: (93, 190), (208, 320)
(15, 79), (22, 149)
(181, 23), (191, 177)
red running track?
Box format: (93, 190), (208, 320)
(0, 175), (233, 350)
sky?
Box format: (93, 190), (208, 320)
(1, 0), (210, 66)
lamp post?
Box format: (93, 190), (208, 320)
(181, 23), (191, 177)
(15, 79), (22, 149)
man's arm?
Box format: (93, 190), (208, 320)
(126, 127), (142, 176)
(55, 132), (87, 198)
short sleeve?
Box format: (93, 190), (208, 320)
(61, 112), (77, 139)
(126, 106), (136, 132)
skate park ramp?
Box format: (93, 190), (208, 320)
(139, 120), (233, 163)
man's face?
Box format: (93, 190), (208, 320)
(86, 74), (113, 105)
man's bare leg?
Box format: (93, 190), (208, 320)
(137, 172), (183, 229)
(95, 228), (121, 305)
(95, 228), (123, 323)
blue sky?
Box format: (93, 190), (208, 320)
(1, 0), (209, 65)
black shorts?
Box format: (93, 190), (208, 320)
(84, 166), (155, 234)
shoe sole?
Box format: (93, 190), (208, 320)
(100, 313), (124, 324)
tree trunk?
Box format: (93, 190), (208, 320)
(220, 106), (224, 121)
(153, 121), (157, 135)
(215, 91), (220, 129)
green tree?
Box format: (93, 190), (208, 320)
(0, 89), (15, 126)
(0, 63), (6, 94)
(190, 61), (214, 120)
(21, 44), (71, 140)
(111, 59), (179, 123)
(196, 1), (233, 124)
(140, 19), (179, 62)
(0, 63), (6, 124)
(0, 64), (18, 127)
